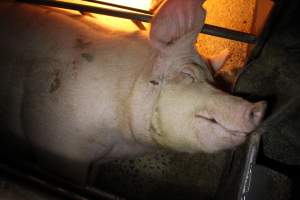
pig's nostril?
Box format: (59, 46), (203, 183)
(249, 110), (260, 123)
(249, 101), (267, 126)
(210, 118), (217, 123)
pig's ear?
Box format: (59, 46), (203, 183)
(206, 49), (230, 72)
(150, 0), (206, 50)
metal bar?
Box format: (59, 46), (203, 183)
(202, 24), (256, 44)
(18, 0), (257, 44)
(82, 0), (153, 15)
(237, 132), (261, 200)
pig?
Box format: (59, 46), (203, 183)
(0, 1), (266, 183)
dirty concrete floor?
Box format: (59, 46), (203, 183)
(93, 150), (228, 200)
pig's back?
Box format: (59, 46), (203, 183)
(0, 2), (152, 133)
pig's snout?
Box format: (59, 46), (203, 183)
(246, 101), (267, 130)
(210, 99), (267, 134)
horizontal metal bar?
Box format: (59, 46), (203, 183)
(202, 24), (256, 44)
(18, 0), (257, 44)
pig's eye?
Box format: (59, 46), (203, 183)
(181, 67), (196, 83)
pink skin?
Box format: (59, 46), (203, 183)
(150, 0), (206, 50)
(193, 86), (267, 134)
(150, 60), (267, 153)
(193, 87), (267, 151)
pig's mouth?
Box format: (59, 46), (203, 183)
(193, 112), (249, 152)
(194, 113), (248, 137)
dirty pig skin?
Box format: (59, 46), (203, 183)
(0, 1), (266, 182)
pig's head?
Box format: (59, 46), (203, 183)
(146, 33), (267, 153)
(128, 0), (266, 153)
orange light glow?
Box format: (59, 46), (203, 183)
(53, 0), (152, 31)
(96, 0), (152, 10)
(58, 0), (153, 11)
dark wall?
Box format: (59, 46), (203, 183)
(234, 0), (300, 199)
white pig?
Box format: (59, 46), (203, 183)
(0, 1), (266, 183)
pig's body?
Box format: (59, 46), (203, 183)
(0, 2), (266, 183)
(0, 3), (157, 181)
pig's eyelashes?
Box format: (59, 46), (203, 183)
(181, 67), (196, 83)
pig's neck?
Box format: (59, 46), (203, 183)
(125, 43), (202, 147)
(125, 49), (163, 146)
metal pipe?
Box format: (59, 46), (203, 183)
(202, 24), (256, 44)
(18, 0), (257, 44)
